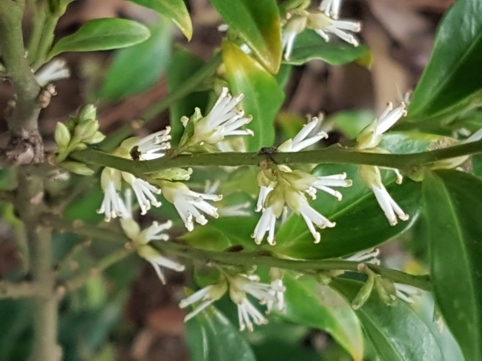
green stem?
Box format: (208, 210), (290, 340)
(47, 216), (430, 291)
(150, 242), (432, 291)
(63, 247), (133, 292)
(70, 139), (482, 176)
(32, 14), (60, 70)
(101, 52), (223, 150)
(27, 1), (46, 62)
(0, 281), (43, 298)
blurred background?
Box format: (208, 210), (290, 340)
(0, 0), (455, 360)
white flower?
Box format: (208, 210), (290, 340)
(320, 0), (341, 19)
(181, 87), (253, 149)
(266, 268), (286, 313)
(229, 275), (278, 331)
(98, 167), (125, 221)
(278, 117), (328, 152)
(252, 206), (278, 245)
(356, 102), (407, 150)
(286, 171), (352, 201)
(394, 283), (421, 304)
(180, 280), (229, 321)
(120, 127), (171, 160)
(161, 181), (222, 231)
(346, 248), (380, 265)
(356, 102), (408, 225)
(312, 17), (361, 47)
(119, 192), (183, 284)
(121, 172), (162, 215)
(180, 273), (285, 331)
(360, 165), (409, 226)
(282, 16), (308, 60)
(137, 244), (185, 284)
(297, 196), (336, 243)
(35, 59), (70, 87)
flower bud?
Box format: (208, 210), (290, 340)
(54, 122), (71, 149)
(86, 131), (106, 145)
(352, 271), (375, 310)
(152, 168), (193, 181)
(78, 104), (97, 122)
(60, 161), (94, 176)
(74, 119), (100, 142)
(374, 276), (397, 306)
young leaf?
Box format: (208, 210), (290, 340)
(273, 164), (420, 259)
(331, 279), (445, 361)
(222, 40), (285, 151)
(211, 0), (282, 74)
(409, 0), (482, 120)
(99, 19), (173, 100)
(49, 18), (150, 57)
(128, 0), (193, 40)
(167, 48), (210, 144)
(186, 303), (256, 361)
(283, 30), (370, 66)
(423, 170), (482, 361)
(281, 274), (364, 361)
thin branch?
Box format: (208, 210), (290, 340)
(61, 247), (133, 293)
(70, 139), (482, 176)
(150, 241), (432, 291)
(0, 280), (44, 298)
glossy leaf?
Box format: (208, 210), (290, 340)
(99, 19), (173, 100)
(281, 274), (364, 360)
(409, 0), (482, 119)
(167, 48), (210, 144)
(211, 0), (282, 74)
(49, 18), (150, 57)
(379, 132), (447, 154)
(423, 170), (482, 361)
(186, 303), (256, 361)
(274, 164), (420, 259)
(129, 0), (192, 40)
(222, 41), (285, 150)
(284, 30), (370, 66)
(332, 279), (444, 361)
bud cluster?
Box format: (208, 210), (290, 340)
(55, 104), (105, 175)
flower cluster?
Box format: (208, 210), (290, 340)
(253, 117), (352, 244)
(282, 0), (361, 59)
(95, 87), (251, 229)
(355, 102), (409, 225)
(98, 128), (171, 221)
(180, 270), (286, 331)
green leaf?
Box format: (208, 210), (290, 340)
(274, 164), (420, 259)
(99, 19), (173, 100)
(186, 303), (256, 361)
(49, 18), (150, 57)
(331, 279), (445, 361)
(211, 0), (282, 74)
(222, 40), (285, 150)
(423, 170), (482, 361)
(281, 275), (364, 361)
(167, 48), (210, 145)
(129, 0), (192, 40)
(284, 30), (370, 66)
(409, 0), (482, 120)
